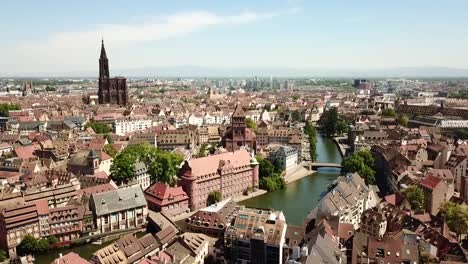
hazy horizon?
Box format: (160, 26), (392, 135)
(3, 1), (468, 75)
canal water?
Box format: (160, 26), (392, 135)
(240, 134), (343, 226)
(35, 135), (341, 263)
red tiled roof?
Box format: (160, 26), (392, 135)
(50, 252), (89, 264)
(145, 183), (188, 206)
(419, 175), (442, 190)
(35, 199), (49, 215)
(78, 183), (117, 196)
(100, 151), (112, 161)
(183, 149), (251, 177)
(14, 145), (36, 160)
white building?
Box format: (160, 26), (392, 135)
(268, 146), (298, 171)
(89, 186), (148, 235)
(135, 161), (151, 190)
(114, 119), (153, 136)
(260, 109), (270, 122)
(188, 114), (204, 127)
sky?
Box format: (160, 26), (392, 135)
(2, 0), (468, 75)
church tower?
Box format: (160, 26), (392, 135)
(97, 40), (128, 106)
(99, 39), (109, 79)
(231, 104), (247, 143)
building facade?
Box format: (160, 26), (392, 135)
(144, 182), (189, 217)
(179, 149), (259, 210)
(89, 186), (148, 234)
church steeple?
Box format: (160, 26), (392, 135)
(99, 39), (109, 79)
(100, 38), (107, 59)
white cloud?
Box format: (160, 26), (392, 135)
(9, 8), (298, 73)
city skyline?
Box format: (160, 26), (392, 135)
(2, 0), (468, 75)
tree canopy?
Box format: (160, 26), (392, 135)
(323, 107), (339, 136)
(85, 122), (112, 134)
(246, 117), (257, 132)
(381, 108), (397, 117)
(103, 144), (118, 158)
(397, 115), (408, 127)
(17, 235), (54, 256)
(110, 142), (183, 186)
(440, 202), (468, 241)
(341, 149), (376, 185)
(256, 155), (285, 192)
(207, 190), (222, 205)
(0, 103), (21, 117)
(304, 122), (318, 161)
(336, 120), (349, 135)
(402, 185), (425, 210)
(198, 144), (208, 157)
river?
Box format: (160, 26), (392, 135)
(35, 135), (341, 263)
(239, 134), (343, 226)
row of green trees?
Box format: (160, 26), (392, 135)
(304, 122), (318, 161)
(323, 107), (348, 137)
(0, 103), (21, 117)
(257, 156), (286, 192)
(341, 149), (376, 185)
(110, 142), (183, 186)
(17, 235), (57, 256)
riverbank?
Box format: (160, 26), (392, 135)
(284, 164), (315, 184)
(333, 135), (349, 156)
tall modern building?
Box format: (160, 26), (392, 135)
(98, 40), (128, 106)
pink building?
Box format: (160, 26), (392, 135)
(144, 183), (189, 217)
(179, 149), (259, 210)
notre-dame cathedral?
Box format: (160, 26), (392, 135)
(98, 40), (128, 106)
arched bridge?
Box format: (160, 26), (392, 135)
(305, 162), (342, 170)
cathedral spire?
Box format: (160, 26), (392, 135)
(100, 38), (107, 59)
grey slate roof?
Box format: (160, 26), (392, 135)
(91, 186), (147, 216)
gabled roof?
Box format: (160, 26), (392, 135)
(91, 186), (147, 216)
(419, 174), (442, 190)
(232, 104), (246, 117)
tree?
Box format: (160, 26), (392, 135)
(199, 144), (208, 157)
(324, 107), (338, 136)
(246, 117), (257, 132)
(17, 235), (55, 255)
(304, 122), (318, 161)
(341, 149), (376, 185)
(0, 249), (6, 261)
(207, 190), (222, 205)
(381, 108), (397, 117)
(292, 95), (300, 101)
(85, 122), (112, 134)
(111, 142), (183, 186)
(104, 134), (114, 144)
(48, 236), (58, 245)
(110, 152), (136, 183)
(336, 120), (349, 135)
(0, 103), (21, 117)
(440, 202), (468, 241)
(103, 144), (118, 158)
(257, 156), (276, 179)
(397, 115), (408, 127)
(146, 148), (183, 186)
(291, 111), (302, 122)
(402, 185), (425, 210)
